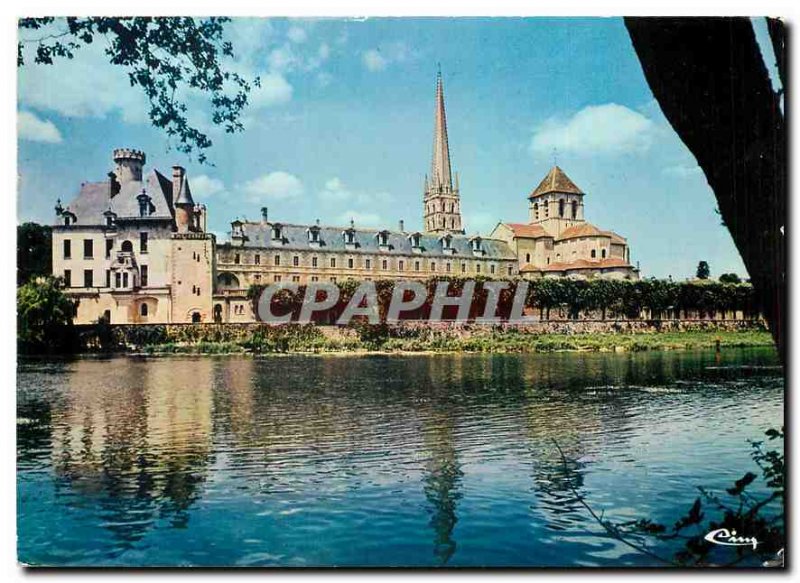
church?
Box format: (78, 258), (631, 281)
(51, 72), (638, 325)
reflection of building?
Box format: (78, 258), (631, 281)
(49, 359), (214, 541)
(52, 73), (637, 324)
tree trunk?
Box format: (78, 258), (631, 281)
(624, 17), (785, 362)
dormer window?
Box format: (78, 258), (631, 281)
(103, 209), (117, 227)
(409, 232), (422, 248)
(440, 234), (455, 255)
(271, 223), (283, 241)
(62, 211), (76, 226)
(376, 230), (390, 250)
(307, 225), (322, 248)
(470, 236), (485, 256)
(136, 189), (153, 217)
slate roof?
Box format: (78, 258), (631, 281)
(530, 166), (584, 198)
(503, 223), (552, 238)
(59, 170), (175, 226)
(226, 222), (517, 260)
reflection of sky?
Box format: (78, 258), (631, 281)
(17, 349), (783, 567)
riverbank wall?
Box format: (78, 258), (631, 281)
(72, 318), (771, 354)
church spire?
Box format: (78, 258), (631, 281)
(430, 69), (453, 190)
(423, 68), (463, 234)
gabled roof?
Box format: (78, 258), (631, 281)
(503, 223), (552, 239)
(530, 166), (584, 198)
(556, 222), (606, 241)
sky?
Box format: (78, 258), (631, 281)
(18, 16), (777, 280)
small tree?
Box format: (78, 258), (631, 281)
(719, 272), (742, 284)
(17, 276), (77, 353)
(696, 261), (711, 280)
(17, 222), (52, 286)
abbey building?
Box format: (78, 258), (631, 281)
(51, 72), (637, 325)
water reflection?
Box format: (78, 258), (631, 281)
(17, 348), (783, 567)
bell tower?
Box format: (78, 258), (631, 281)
(423, 69), (464, 234)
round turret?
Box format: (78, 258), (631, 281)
(112, 148), (147, 183)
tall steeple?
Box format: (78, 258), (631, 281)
(423, 67), (463, 234)
(430, 68), (452, 190)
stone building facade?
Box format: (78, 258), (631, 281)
(51, 72), (636, 324)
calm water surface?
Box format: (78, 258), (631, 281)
(17, 348), (783, 567)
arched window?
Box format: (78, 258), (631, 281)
(533, 203), (539, 220)
(121, 240), (133, 253)
(602, 249), (607, 258)
(140, 303), (148, 316)
(525, 253), (531, 263)
(572, 200), (578, 219)
(558, 199), (565, 217)
(591, 249), (596, 258)
(191, 312), (201, 323)
(213, 304), (222, 323)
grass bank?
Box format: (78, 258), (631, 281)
(133, 327), (774, 355)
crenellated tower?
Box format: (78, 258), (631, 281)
(423, 69), (464, 234)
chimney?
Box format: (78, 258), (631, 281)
(398, 219), (404, 232)
(261, 207), (269, 224)
(172, 165), (185, 201)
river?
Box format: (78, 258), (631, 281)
(17, 348), (783, 567)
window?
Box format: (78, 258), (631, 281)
(105, 239), (113, 258)
(348, 258), (354, 269)
(105, 270), (111, 288)
(591, 249), (596, 258)
(234, 253), (240, 264)
(398, 260), (404, 271)
(312, 256), (318, 268)
(274, 275), (282, 282)
(572, 200), (578, 219)
(559, 199), (565, 217)
(602, 249), (607, 258)
(292, 275), (300, 282)
(140, 232), (148, 253)
(365, 258), (371, 269)
(525, 253), (531, 263)
(141, 265), (148, 287)
(274, 254), (281, 266)
(272, 224), (282, 240)
(378, 231), (389, 246)
(140, 303), (148, 317)
(83, 239), (93, 259)
(330, 277), (337, 283)
(508, 266), (513, 276)
(255, 254), (261, 265)
(430, 262), (436, 272)
(115, 272), (121, 288)
(382, 259), (388, 270)
(411, 233), (421, 247)
(122, 272), (129, 288)
(293, 256), (299, 267)
(533, 202), (539, 220)
(63, 239), (71, 259)
(121, 240), (133, 253)
(476, 263), (481, 273)
(64, 269), (71, 287)
(330, 257), (336, 268)
(103, 310), (111, 323)
(414, 261), (420, 271)
(490, 264), (496, 274)
(446, 262), (451, 273)
(311, 276), (319, 282)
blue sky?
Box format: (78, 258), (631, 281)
(18, 17), (762, 279)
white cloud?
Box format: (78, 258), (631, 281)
(243, 172), (304, 201)
(287, 26), (307, 44)
(190, 175), (226, 198)
(362, 42), (413, 72)
(319, 177), (392, 205)
(530, 103), (656, 157)
(18, 34), (149, 124)
(362, 49), (388, 72)
(337, 211), (382, 228)
(662, 164), (704, 178)
(18, 111), (62, 143)
(249, 73), (293, 107)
